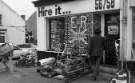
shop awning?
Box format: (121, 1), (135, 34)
(33, 0), (75, 7)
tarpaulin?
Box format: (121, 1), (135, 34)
(0, 43), (14, 56)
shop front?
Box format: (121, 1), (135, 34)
(33, 0), (121, 66)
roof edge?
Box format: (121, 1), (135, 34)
(33, 0), (75, 7)
(0, 0), (25, 22)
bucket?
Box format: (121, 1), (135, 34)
(110, 78), (127, 83)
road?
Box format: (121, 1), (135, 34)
(0, 62), (108, 83)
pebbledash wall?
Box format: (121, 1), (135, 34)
(33, 0), (122, 63)
(0, 0), (25, 45)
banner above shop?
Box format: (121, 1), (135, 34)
(37, 0), (121, 17)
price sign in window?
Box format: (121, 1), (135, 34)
(108, 25), (119, 35)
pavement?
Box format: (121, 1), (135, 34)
(0, 61), (109, 83)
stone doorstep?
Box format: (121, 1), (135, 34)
(100, 65), (118, 74)
(99, 65), (118, 80)
(99, 72), (116, 80)
(100, 66), (135, 81)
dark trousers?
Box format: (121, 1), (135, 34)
(89, 56), (101, 77)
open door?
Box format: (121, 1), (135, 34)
(104, 13), (120, 66)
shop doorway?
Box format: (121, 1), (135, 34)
(104, 13), (120, 66)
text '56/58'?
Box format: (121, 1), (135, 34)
(95, 0), (115, 10)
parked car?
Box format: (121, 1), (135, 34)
(0, 43), (4, 46)
(12, 43), (37, 60)
(0, 43), (7, 48)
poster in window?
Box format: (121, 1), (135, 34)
(65, 13), (94, 55)
(108, 25), (119, 35)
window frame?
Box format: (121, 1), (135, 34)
(0, 14), (2, 25)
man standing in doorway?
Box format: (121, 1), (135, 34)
(88, 28), (105, 80)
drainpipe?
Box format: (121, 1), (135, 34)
(120, 0), (128, 71)
(120, 0), (131, 82)
(120, 0), (128, 61)
(121, 0), (132, 61)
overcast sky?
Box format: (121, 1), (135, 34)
(3, 0), (36, 20)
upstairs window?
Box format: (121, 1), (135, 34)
(0, 15), (2, 25)
(0, 29), (6, 43)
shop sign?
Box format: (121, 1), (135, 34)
(95, 0), (116, 10)
(37, 0), (120, 17)
(38, 5), (71, 17)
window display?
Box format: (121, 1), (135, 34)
(65, 14), (93, 56)
(50, 18), (65, 52)
(49, 13), (101, 56)
(65, 13), (101, 56)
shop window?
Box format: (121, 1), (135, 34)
(49, 18), (65, 52)
(132, 9), (135, 59)
(49, 13), (100, 56)
(0, 29), (7, 31)
(65, 13), (94, 55)
(49, 13), (101, 56)
(0, 14), (2, 25)
(0, 36), (5, 43)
